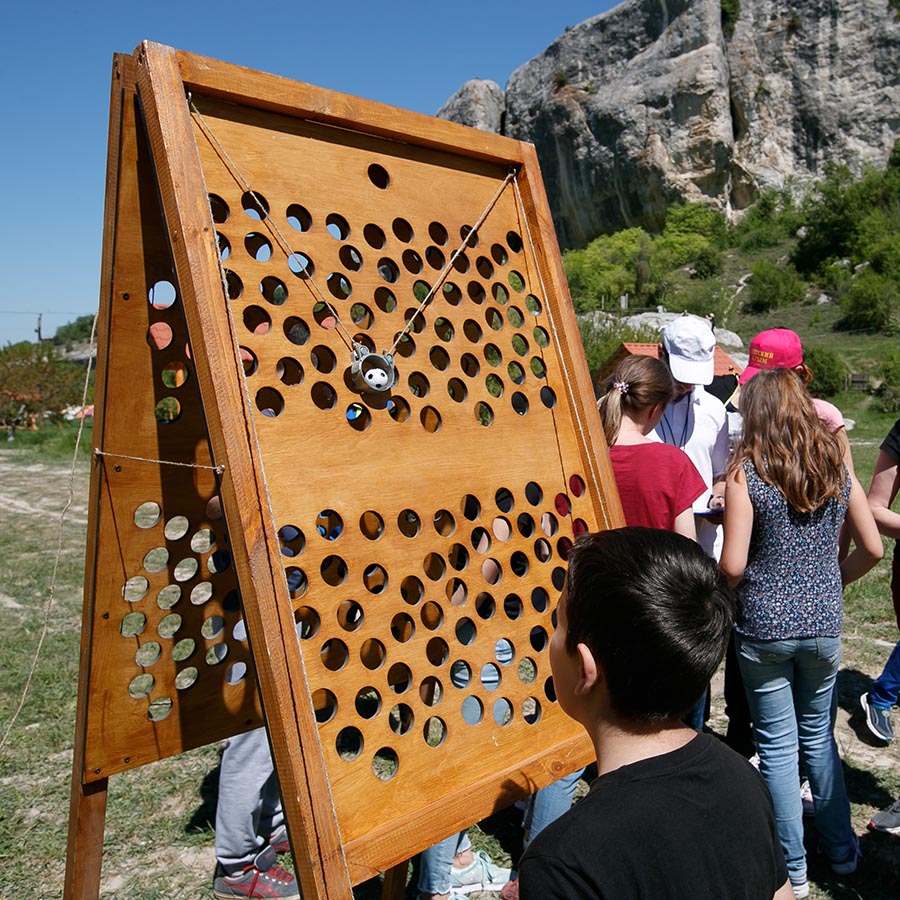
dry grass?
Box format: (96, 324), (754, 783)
(0, 433), (898, 899)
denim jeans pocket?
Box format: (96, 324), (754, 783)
(737, 637), (792, 666)
(814, 635), (842, 666)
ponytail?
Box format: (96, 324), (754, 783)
(598, 356), (675, 446)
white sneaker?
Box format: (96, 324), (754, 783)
(799, 779), (815, 817)
(450, 850), (512, 894)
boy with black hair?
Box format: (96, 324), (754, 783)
(519, 527), (792, 900)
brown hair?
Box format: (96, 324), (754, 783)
(729, 367), (845, 513)
(597, 355), (675, 446)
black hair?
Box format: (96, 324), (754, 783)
(563, 527), (735, 723)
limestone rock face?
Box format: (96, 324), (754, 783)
(436, 79), (505, 134)
(436, 0), (900, 249)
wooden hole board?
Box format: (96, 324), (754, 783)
(66, 41), (624, 900)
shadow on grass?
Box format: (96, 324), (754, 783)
(184, 749), (221, 836)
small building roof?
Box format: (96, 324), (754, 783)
(594, 342), (743, 392)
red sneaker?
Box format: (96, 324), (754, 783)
(213, 846), (300, 899)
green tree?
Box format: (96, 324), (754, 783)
(803, 346), (846, 398)
(745, 260), (804, 313)
(877, 349), (900, 413)
(837, 268), (899, 332)
(730, 187), (801, 251)
(563, 228), (647, 312)
(53, 315), (95, 345)
(0, 342), (85, 430)
(664, 202), (727, 247)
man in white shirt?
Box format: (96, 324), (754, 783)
(652, 314), (730, 559)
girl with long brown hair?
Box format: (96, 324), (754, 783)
(720, 367), (882, 898)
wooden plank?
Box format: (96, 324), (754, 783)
(172, 44), (526, 167)
(64, 51), (133, 900)
(133, 41), (352, 900)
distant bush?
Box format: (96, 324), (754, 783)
(876, 350), (900, 413)
(730, 188), (801, 252)
(691, 245), (724, 279)
(578, 315), (659, 379)
(836, 269), (899, 333)
(721, 0), (740, 37)
(53, 315), (95, 345)
(670, 279), (730, 324)
(804, 346), (846, 398)
(563, 228), (648, 312)
(564, 205), (729, 311)
(745, 260), (804, 313)
(664, 203), (728, 248)
(793, 149), (900, 281)
(0, 342), (85, 431)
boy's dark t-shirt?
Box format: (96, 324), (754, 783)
(519, 732), (787, 900)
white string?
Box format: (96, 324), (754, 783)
(386, 169), (517, 356)
(189, 98), (358, 353)
(93, 448), (225, 474)
(511, 177), (611, 527)
(0, 313), (98, 755)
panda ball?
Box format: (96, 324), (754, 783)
(364, 367), (390, 390)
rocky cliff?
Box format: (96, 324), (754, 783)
(436, 0), (900, 248)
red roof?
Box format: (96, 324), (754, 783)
(595, 342), (742, 386)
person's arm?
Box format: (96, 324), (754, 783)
(840, 473), (884, 587)
(674, 506), (698, 542)
(708, 478), (726, 510)
(720, 466), (753, 587)
(868, 449), (900, 539)
(835, 426), (860, 561)
(773, 879), (795, 900)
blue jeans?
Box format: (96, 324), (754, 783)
(417, 769), (584, 891)
(418, 831), (471, 894)
(683, 687), (708, 732)
(521, 768), (585, 849)
(869, 639), (900, 709)
(736, 634), (854, 885)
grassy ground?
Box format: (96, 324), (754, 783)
(1, 413), (899, 899)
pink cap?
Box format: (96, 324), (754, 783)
(738, 328), (804, 385)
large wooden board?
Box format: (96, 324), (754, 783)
(70, 41), (623, 899)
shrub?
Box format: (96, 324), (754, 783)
(876, 350), (900, 413)
(0, 341), (86, 431)
(691, 245), (724, 279)
(837, 269), (899, 332)
(721, 0), (740, 37)
(578, 314), (659, 378)
(729, 188), (801, 251)
(803, 346), (846, 398)
(563, 228), (648, 312)
(664, 203), (727, 248)
(667, 279), (730, 323)
(745, 260), (804, 313)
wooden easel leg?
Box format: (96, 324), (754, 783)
(381, 859), (410, 900)
(63, 775), (108, 900)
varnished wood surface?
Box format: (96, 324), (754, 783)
(68, 40), (624, 900)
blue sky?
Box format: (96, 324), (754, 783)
(2, 1), (618, 346)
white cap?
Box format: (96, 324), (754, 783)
(660, 315), (716, 385)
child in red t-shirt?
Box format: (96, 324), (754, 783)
(598, 355), (706, 539)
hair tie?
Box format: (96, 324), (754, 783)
(613, 381), (629, 394)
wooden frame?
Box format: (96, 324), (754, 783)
(66, 41), (623, 900)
